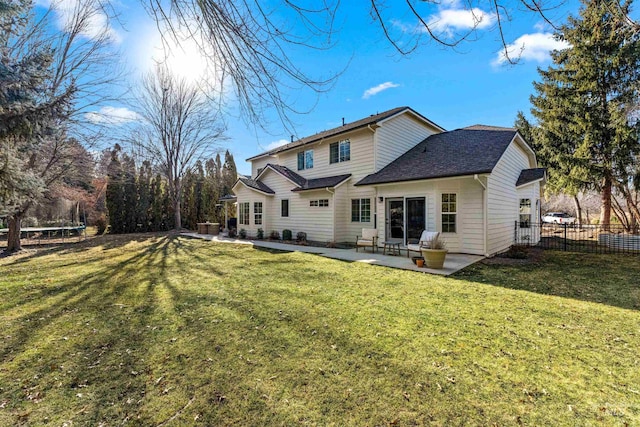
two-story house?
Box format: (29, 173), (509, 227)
(232, 106), (544, 256)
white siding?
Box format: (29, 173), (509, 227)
(233, 184), (268, 237)
(251, 157), (272, 178)
(375, 113), (439, 171)
(373, 177), (485, 255)
(336, 185), (376, 244)
(244, 111), (445, 244)
(487, 141), (535, 255)
(259, 170), (335, 242)
(272, 128), (375, 181)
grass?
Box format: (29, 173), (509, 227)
(0, 234), (639, 425)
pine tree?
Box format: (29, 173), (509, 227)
(0, 1), (72, 251)
(530, 0), (640, 226)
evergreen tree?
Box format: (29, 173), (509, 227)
(137, 161), (153, 232)
(106, 146), (125, 234)
(530, 0), (640, 226)
(181, 168), (197, 230)
(0, 1), (72, 251)
(121, 153), (138, 232)
(221, 150), (238, 195)
(202, 157), (220, 222)
(150, 174), (167, 231)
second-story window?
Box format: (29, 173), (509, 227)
(297, 149), (314, 170)
(330, 139), (350, 164)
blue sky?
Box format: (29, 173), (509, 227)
(39, 0), (587, 175)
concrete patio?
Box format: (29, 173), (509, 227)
(182, 232), (483, 276)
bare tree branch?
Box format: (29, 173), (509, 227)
(127, 65), (227, 230)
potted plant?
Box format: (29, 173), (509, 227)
(421, 235), (447, 269)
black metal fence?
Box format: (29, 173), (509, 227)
(514, 221), (640, 255)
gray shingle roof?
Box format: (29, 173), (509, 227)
(291, 174), (351, 192)
(261, 164), (307, 187)
(247, 106), (444, 161)
(237, 177), (275, 194)
(355, 127), (519, 186)
(516, 168), (546, 186)
(260, 163), (351, 192)
(219, 194), (237, 202)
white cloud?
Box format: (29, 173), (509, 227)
(85, 106), (140, 125)
(534, 21), (549, 32)
(265, 139), (290, 150)
(493, 32), (569, 65)
(427, 7), (495, 33)
(38, 0), (121, 44)
(393, 6), (495, 36)
(362, 82), (400, 99)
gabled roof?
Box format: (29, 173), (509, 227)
(291, 174), (351, 192)
(258, 164), (307, 187)
(235, 177), (275, 195)
(516, 168), (546, 187)
(247, 106), (445, 161)
(258, 163), (351, 192)
(355, 126), (519, 186)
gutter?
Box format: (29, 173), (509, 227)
(474, 174), (489, 257)
(368, 124), (378, 171)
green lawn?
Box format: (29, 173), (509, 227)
(1, 234), (639, 425)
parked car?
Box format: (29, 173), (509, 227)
(542, 212), (576, 224)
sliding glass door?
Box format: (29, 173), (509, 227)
(406, 197), (426, 245)
(385, 197), (426, 245)
(386, 198), (404, 243)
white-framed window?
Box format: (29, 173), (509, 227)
(519, 198), (531, 228)
(351, 198), (371, 222)
(310, 199), (329, 207)
(330, 139), (350, 164)
(281, 199), (289, 217)
(297, 149), (314, 170)
(254, 202), (263, 225)
(441, 193), (457, 233)
(239, 202), (250, 225)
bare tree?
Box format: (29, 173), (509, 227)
(141, 0), (633, 131)
(129, 65), (226, 230)
(1, 0), (122, 252)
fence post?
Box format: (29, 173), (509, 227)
(514, 221), (518, 245)
(563, 223), (567, 251)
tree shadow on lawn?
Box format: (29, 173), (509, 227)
(0, 231), (175, 265)
(452, 251), (640, 311)
(0, 234), (321, 425)
(0, 235), (220, 424)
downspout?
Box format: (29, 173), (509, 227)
(368, 124), (377, 171)
(368, 124), (378, 235)
(474, 174), (488, 257)
(326, 187), (335, 242)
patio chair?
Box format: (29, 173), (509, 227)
(406, 230), (440, 258)
(356, 228), (378, 253)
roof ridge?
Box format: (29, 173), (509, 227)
(247, 106), (435, 161)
